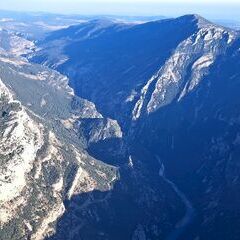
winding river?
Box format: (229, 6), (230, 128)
(156, 156), (195, 240)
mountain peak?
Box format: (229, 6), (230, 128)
(176, 14), (212, 28)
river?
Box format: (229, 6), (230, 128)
(156, 155), (195, 240)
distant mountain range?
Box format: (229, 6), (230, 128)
(215, 19), (240, 30)
(0, 9), (238, 40)
(0, 12), (240, 240)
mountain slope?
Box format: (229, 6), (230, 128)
(0, 33), (120, 239)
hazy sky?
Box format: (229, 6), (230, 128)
(0, 0), (240, 21)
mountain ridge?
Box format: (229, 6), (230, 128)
(30, 14), (238, 125)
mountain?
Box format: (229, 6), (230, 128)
(0, 10), (165, 41)
(0, 10), (90, 40)
(215, 19), (240, 30)
(0, 29), (121, 239)
(30, 15), (237, 126)
(1, 14), (240, 240)
(0, 28), (35, 56)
